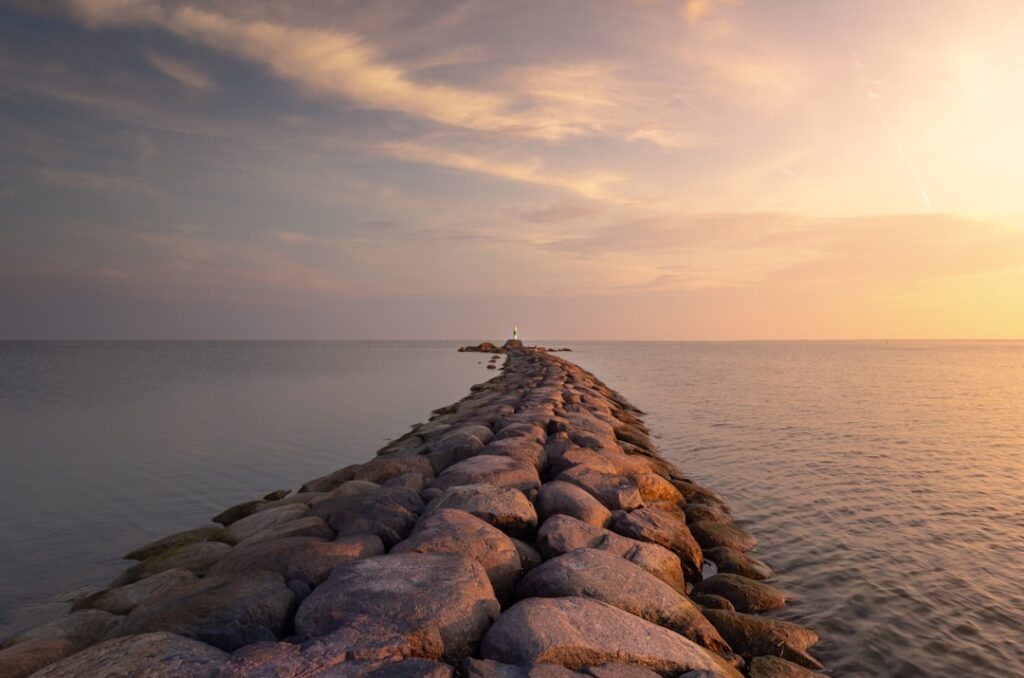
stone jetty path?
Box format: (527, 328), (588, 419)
(0, 346), (825, 677)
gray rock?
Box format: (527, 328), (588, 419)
(697, 574), (787, 613)
(429, 455), (542, 499)
(124, 526), (226, 561)
(511, 538), (543, 571)
(120, 570), (296, 651)
(73, 568), (197, 615)
(537, 515), (685, 592)
(1, 609), (119, 651)
(749, 655), (829, 677)
(114, 541), (233, 585)
(0, 638), (76, 678)
(353, 455), (436, 484)
(493, 423), (547, 445)
(609, 508), (702, 582)
(424, 431), (486, 473)
(481, 437), (548, 471)
(463, 657), (582, 676)
(536, 481), (612, 528)
(690, 594), (735, 611)
(208, 534), (384, 584)
(703, 546), (772, 580)
(235, 515), (334, 546)
(480, 597), (736, 676)
(586, 664), (662, 678)
(516, 549), (728, 653)
(295, 553), (499, 663)
(684, 502), (733, 525)
(213, 499), (269, 526)
(424, 483), (537, 539)
(392, 508), (522, 601)
(223, 503), (310, 543)
(555, 466), (643, 511)
(383, 472), (428, 493)
(311, 486), (424, 547)
(702, 609), (821, 670)
(689, 521), (757, 552)
(300, 464), (359, 493)
(30, 631), (227, 677)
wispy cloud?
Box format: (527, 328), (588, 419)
(145, 51), (213, 90)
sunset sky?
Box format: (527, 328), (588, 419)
(2, 0), (1022, 339)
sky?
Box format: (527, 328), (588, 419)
(1, 0), (1023, 340)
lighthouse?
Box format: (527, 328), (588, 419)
(503, 324), (524, 349)
(513, 324), (519, 341)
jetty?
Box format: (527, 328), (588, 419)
(0, 346), (823, 677)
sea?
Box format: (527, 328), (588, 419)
(1, 340), (1022, 677)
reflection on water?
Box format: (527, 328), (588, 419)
(0, 341), (491, 636)
(570, 341), (1024, 678)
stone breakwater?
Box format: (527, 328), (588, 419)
(0, 347), (824, 677)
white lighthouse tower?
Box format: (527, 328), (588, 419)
(513, 324), (519, 341)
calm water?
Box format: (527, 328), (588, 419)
(1, 341), (1023, 677)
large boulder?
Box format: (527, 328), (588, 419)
(423, 430), (487, 473)
(633, 474), (683, 504)
(703, 547), (772, 580)
(429, 455), (541, 499)
(295, 553), (500, 663)
(29, 632), (227, 677)
(688, 521), (757, 553)
(480, 597), (736, 676)
(748, 656), (827, 677)
(392, 509), (522, 601)
(537, 515), (685, 592)
(555, 466), (643, 511)
(463, 657), (582, 676)
(235, 515), (334, 546)
(124, 526), (226, 561)
(353, 455), (436, 484)
(1, 609), (120, 650)
(424, 484), (538, 539)
(223, 503), (310, 543)
(609, 508), (702, 582)
(120, 570), (296, 651)
(114, 541), (232, 585)
(216, 644), (456, 678)
(311, 486), (423, 547)
(535, 481), (612, 528)
(517, 549), (728, 653)
(0, 639), (76, 678)
(696, 574), (787, 613)
(208, 534), (384, 585)
(481, 437), (547, 471)
(702, 609), (821, 669)
(493, 423), (547, 446)
(73, 568), (197, 614)
(301, 465), (359, 493)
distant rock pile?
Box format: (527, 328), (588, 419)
(0, 347), (823, 677)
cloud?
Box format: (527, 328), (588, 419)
(145, 51), (213, 90)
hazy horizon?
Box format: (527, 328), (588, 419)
(3, 1), (1023, 340)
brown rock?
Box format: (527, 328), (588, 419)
(480, 597), (735, 676)
(633, 474), (683, 504)
(690, 594), (735, 611)
(423, 430), (486, 473)
(392, 508), (522, 601)
(295, 552), (499, 663)
(300, 465), (359, 493)
(517, 549), (729, 653)
(29, 631), (227, 677)
(311, 486), (424, 547)
(353, 455), (436, 484)
(511, 538), (543, 571)
(223, 503), (310, 543)
(482, 437), (548, 471)
(609, 508), (702, 582)
(555, 466), (644, 511)
(493, 423), (547, 446)
(697, 574), (787, 613)
(463, 657), (582, 676)
(424, 483), (537, 539)
(120, 570), (296, 651)
(429, 455), (542, 499)
(0, 639), (76, 678)
(749, 655), (828, 677)
(208, 534), (384, 585)
(114, 541), (232, 585)
(689, 521), (757, 552)
(212, 499), (269, 526)
(702, 609), (821, 669)
(73, 568), (197, 614)
(1, 609), (119, 650)
(684, 502), (732, 525)
(124, 526), (226, 561)
(536, 481), (612, 528)
(703, 546), (772, 580)
(235, 515), (334, 546)
(537, 515), (686, 592)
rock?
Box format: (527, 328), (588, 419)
(295, 553), (499, 663)
(124, 526), (226, 561)
(353, 455), (436, 484)
(703, 546), (772, 580)
(393, 508), (522, 601)
(0, 638), (76, 678)
(29, 631), (227, 677)
(691, 594), (735, 611)
(463, 657), (582, 676)
(120, 570), (296, 651)
(511, 538), (543, 571)
(236, 515), (334, 546)
(429, 455), (542, 500)
(480, 597), (734, 676)
(633, 474), (683, 504)
(311, 486), (423, 547)
(423, 431), (486, 473)
(366, 659), (456, 676)
(555, 466), (643, 511)
(689, 521), (757, 553)
(702, 609), (821, 670)
(684, 503), (733, 525)
(749, 655), (828, 677)
(517, 549), (729, 653)
(208, 534), (384, 585)
(73, 568), (197, 614)
(536, 481), (612, 528)
(671, 480), (728, 509)
(493, 423), (547, 446)
(586, 665), (662, 678)
(300, 465), (359, 493)
(482, 437), (548, 471)
(609, 508), (702, 582)
(2, 609), (120, 650)
(114, 541), (232, 585)
(263, 489), (291, 501)
(383, 472), (427, 493)
(223, 503), (310, 543)
(537, 515), (685, 592)
(213, 499), (268, 526)
(424, 483), (538, 539)
(696, 574), (787, 613)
